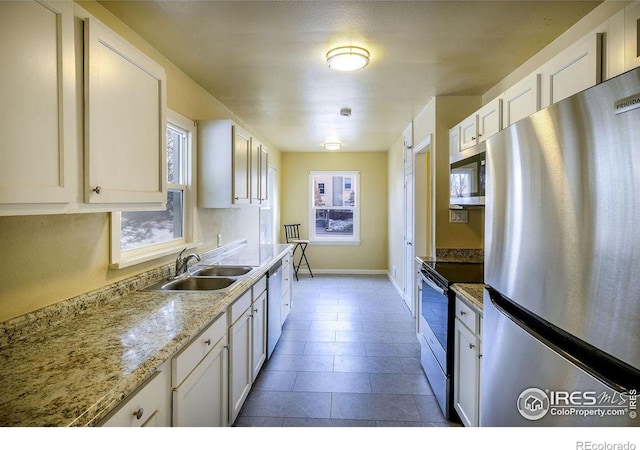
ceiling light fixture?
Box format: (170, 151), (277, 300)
(326, 46), (370, 71)
(323, 141), (342, 151)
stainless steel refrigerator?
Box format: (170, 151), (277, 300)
(482, 67), (640, 426)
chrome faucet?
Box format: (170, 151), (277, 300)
(175, 248), (201, 278)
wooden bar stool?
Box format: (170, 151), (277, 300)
(283, 224), (313, 280)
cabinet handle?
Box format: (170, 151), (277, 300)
(204, 339), (211, 346)
(92, 186), (102, 194)
(234, 197), (239, 200)
(469, 343), (475, 350)
(471, 136), (476, 140)
(253, 308), (258, 313)
(460, 310), (467, 316)
(478, 353), (483, 359)
(133, 408), (144, 420)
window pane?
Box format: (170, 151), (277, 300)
(121, 189), (184, 251)
(167, 126), (185, 184)
(315, 209), (354, 237)
(314, 175), (356, 207)
(450, 171), (472, 198)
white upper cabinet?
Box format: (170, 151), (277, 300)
(539, 33), (603, 109)
(477, 98), (502, 143)
(0, 0), (76, 207)
(449, 126), (461, 163)
(459, 114), (479, 150)
(625, 2), (640, 71)
(502, 72), (541, 127)
(199, 119), (268, 208)
(84, 17), (167, 205)
(259, 144), (269, 204)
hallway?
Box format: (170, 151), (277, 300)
(234, 274), (458, 427)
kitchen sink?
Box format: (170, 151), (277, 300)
(143, 276), (236, 292)
(191, 265), (254, 277)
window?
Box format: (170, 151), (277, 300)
(310, 171), (360, 244)
(110, 110), (196, 268)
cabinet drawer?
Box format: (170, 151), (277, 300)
(101, 369), (167, 427)
(230, 290), (252, 324)
(455, 297), (479, 334)
(252, 275), (267, 298)
(173, 312), (227, 387)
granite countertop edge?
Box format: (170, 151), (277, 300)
(0, 243), (293, 427)
(451, 283), (485, 312)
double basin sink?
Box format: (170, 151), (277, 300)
(143, 265), (255, 292)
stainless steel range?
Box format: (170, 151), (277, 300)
(417, 260), (483, 421)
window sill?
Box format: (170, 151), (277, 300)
(310, 240), (361, 246)
(109, 241), (201, 269)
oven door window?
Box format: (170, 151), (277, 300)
(421, 279), (449, 350)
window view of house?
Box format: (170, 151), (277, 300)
(120, 122), (188, 251)
(311, 172), (359, 241)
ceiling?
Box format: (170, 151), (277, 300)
(97, 1), (601, 153)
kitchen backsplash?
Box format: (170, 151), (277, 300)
(435, 248), (484, 262)
(0, 240), (247, 348)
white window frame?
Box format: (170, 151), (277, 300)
(309, 171), (360, 245)
(109, 109), (198, 268)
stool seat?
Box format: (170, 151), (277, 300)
(283, 224), (313, 280)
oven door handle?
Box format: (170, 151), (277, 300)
(421, 273), (446, 295)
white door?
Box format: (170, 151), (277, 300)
(403, 145), (415, 316)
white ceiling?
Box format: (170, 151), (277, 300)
(97, 1), (601, 152)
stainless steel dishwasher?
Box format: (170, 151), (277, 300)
(266, 259), (282, 358)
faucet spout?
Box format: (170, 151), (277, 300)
(174, 248), (201, 278)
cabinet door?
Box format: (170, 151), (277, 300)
(625, 2), (640, 71)
(477, 98), (502, 143)
(0, 0), (75, 205)
(232, 125), (251, 205)
(449, 126), (462, 163)
(101, 367), (171, 427)
(503, 72), (541, 127)
(459, 115), (479, 150)
(84, 17), (166, 205)
(454, 319), (480, 427)
(251, 291), (267, 381)
(229, 308), (252, 424)
(250, 138), (261, 204)
(173, 338), (229, 427)
(540, 33), (602, 109)
(259, 145), (269, 203)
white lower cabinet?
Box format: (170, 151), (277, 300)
(172, 312), (228, 427)
(281, 252), (293, 324)
(228, 290), (253, 425)
(100, 361), (171, 427)
(251, 278), (268, 381)
(453, 296), (482, 427)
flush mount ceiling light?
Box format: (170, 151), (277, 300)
(326, 46), (370, 71)
(323, 141), (342, 151)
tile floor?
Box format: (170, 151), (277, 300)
(234, 274), (459, 427)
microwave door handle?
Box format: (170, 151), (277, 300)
(421, 275), (445, 295)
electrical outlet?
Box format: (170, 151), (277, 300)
(449, 210), (469, 223)
(217, 234), (222, 247)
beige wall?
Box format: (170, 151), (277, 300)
(0, 1), (281, 322)
(281, 152), (388, 272)
(434, 96), (484, 250)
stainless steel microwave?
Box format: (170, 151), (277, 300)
(450, 151), (485, 208)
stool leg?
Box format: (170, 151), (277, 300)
(299, 243), (313, 278)
(292, 243), (301, 281)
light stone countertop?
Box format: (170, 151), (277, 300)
(0, 243), (292, 427)
(452, 283), (485, 312)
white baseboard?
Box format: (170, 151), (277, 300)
(387, 272), (404, 297)
(299, 269), (388, 275)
